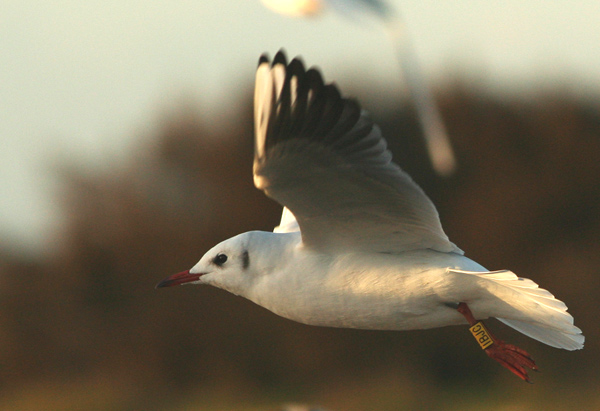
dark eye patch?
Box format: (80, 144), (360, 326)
(213, 253), (228, 266)
(242, 250), (249, 270)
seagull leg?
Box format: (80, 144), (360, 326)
(456, 302), (538, 383)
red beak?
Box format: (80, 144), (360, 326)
(155, 270), (204, 289)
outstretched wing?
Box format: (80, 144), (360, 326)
(253, 51), (461, 254)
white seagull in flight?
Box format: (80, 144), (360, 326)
(157, 51), (584, 382)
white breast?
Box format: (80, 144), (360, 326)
(249, 247), (487, 331)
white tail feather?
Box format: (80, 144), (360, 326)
(451, 269), (584, 350)
(497, 318), (584, 350)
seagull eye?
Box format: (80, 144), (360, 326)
(213, 253), (228, 266)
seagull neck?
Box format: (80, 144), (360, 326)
(250, 230), (299, 268)
(240, 230), (301, 292)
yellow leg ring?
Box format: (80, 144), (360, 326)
(469, 321), (494, 350)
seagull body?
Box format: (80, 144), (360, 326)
(158, 51), (583, 381)
(201, 233), (483, 331)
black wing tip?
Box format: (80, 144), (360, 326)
(259, 49), (310, 73)
(257, 49), (368, 144)
(257, 50), (361, 116)
(273, 49), (288, 66)
(305, 67), (325, 91)
(258, 53), (270, 67)
(323, 83), (341, 100)
(288, 57), (306, 74)
(258, 48), (288, 67)
(273, 50), (307, 76)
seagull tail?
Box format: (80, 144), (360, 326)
(452, 269), (584, 350)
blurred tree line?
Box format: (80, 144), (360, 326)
(0, 84), (599, 409)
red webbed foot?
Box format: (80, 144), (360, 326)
(484, 338), (538, 382)
(457, 302), (538, 383)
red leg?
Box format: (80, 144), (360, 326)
(457, 302), (538, 383)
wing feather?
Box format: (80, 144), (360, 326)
(254, 51), (461, 254)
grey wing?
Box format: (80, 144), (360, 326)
(253, 51), (461, 254)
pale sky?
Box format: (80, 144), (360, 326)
(2, 0), (600, 255)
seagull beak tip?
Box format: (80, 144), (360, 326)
(155, 279), (171, 289)
(155, 270), (201, 289)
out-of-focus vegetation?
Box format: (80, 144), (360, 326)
(0, 83), (599, 410)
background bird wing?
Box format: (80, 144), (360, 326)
(253, 51), (461, 254)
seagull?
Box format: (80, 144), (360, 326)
(259, 0), (457, 176)
(157, 51), (584, 382)
(260, 0), (389, 18)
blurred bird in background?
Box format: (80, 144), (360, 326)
(260, 0), (457, 176)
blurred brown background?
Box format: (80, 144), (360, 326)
(0, 81), (598, 410)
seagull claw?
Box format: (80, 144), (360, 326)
(456, 302), (538, 382)
(484, 339), (538, 383)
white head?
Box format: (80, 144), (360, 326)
(156, 231), (280, 297)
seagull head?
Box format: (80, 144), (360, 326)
(156, 231), (277, 296)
